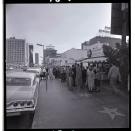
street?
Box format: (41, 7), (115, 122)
(7, 78), (129, 129)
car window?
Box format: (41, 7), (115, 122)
(26, 70), (38, 74)
(6, 77), (31, 86)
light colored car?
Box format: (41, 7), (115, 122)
(6, 71), (39, 117)
(25, 68), (41, 77)
(25, 68), (42, 82)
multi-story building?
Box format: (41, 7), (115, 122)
(43, 45), (57, 58)
(6, 37), (29, 66)
(43, 45), (57, 65)
(81, 36), (121, 58)
(82, 36), (121, 50)
(29, 45), (34, 67)
(35, 53), (39, 65)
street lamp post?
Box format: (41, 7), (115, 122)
(37, 43), (45, 66)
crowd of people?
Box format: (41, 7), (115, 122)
(41, 62), (122, 93)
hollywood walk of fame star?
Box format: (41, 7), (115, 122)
(98, 107), (125, 120)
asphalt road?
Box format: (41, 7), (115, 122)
(6, 79), (129, 129)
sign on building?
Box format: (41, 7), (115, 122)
(87, 49), (92, 58)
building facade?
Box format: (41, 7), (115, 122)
(29, 45), (34, 67)
(35, 53), (39, 65)
(49, 57), (75, 67)
(6, 37), (28, 66)
(43, 45), (57, 58)
(61, 48), (87, 61)
(43, 45), (57, 65)
(82, 36), (121, 50)
(81, 36), (121, 58)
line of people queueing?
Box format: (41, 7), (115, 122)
(52, 63), (102, 92)
(41, 61), (121, 93)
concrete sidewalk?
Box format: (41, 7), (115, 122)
(101, 83), (129, 100)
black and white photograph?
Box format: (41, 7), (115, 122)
(5, 3), (130, 129)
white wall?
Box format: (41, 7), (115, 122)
(61, 48), (87, 61)
(49, 57), (75, 66)
(82, 42), (109, 57)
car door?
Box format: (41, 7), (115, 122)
(32, 76), (39, 108)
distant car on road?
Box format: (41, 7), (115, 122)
(6, 71), (39, 117)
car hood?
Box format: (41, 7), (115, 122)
(6, 86), (34, 104)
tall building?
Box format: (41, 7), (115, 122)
(6, 37), (28, 66)
(35, 53), (39, 65)
(29, 45), (34, 67)
(43, 45), (57, 65)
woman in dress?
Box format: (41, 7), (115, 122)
(87, 66), (95, 92)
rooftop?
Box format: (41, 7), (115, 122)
(82, 36), (121, 46)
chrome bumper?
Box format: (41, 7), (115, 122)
(6, 106), (35, 117)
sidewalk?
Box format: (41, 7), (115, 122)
(58, 79), (129, 100)
(101, 82), (129, 99)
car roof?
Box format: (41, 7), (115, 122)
(6, 71), (36, 79)
(27, 68), (41, 71)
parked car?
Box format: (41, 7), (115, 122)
(26, 68), (41, 76)
(25, 68), (42, 82)
(6, 71), (39, 117)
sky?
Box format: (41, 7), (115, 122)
(6, 3), (112, 63)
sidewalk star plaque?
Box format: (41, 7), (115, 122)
(98, 107), (125, 120)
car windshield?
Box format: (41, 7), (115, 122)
(6, 77), (31, 86)
(26, 70), (38, 74)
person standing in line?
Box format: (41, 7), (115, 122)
(68, 67), (73, 90)
(95, 67), (101, 91)
(53, 67), (56, 79)
(75, 64), (79, 89)
(60, 67), (65, 83)
(46, 67), (49, 80)
(82, 66), (87, 89)
(66, 66), (70, 87)
(93, 65), (97, 90)
(42, 67), (46, 80)
(108, 62), (121, 92)
(85, 66), (89, 88)
(78, 64), (83, 90)
(71, 64), (76, 87)
(49, 67), (54, 80)
(87, 66), (95, 92)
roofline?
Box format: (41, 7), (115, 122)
(77, 56), (106, 62)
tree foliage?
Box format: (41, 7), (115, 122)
(103, 43), (129, 88)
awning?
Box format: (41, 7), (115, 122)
(81, 57), (107, 63)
